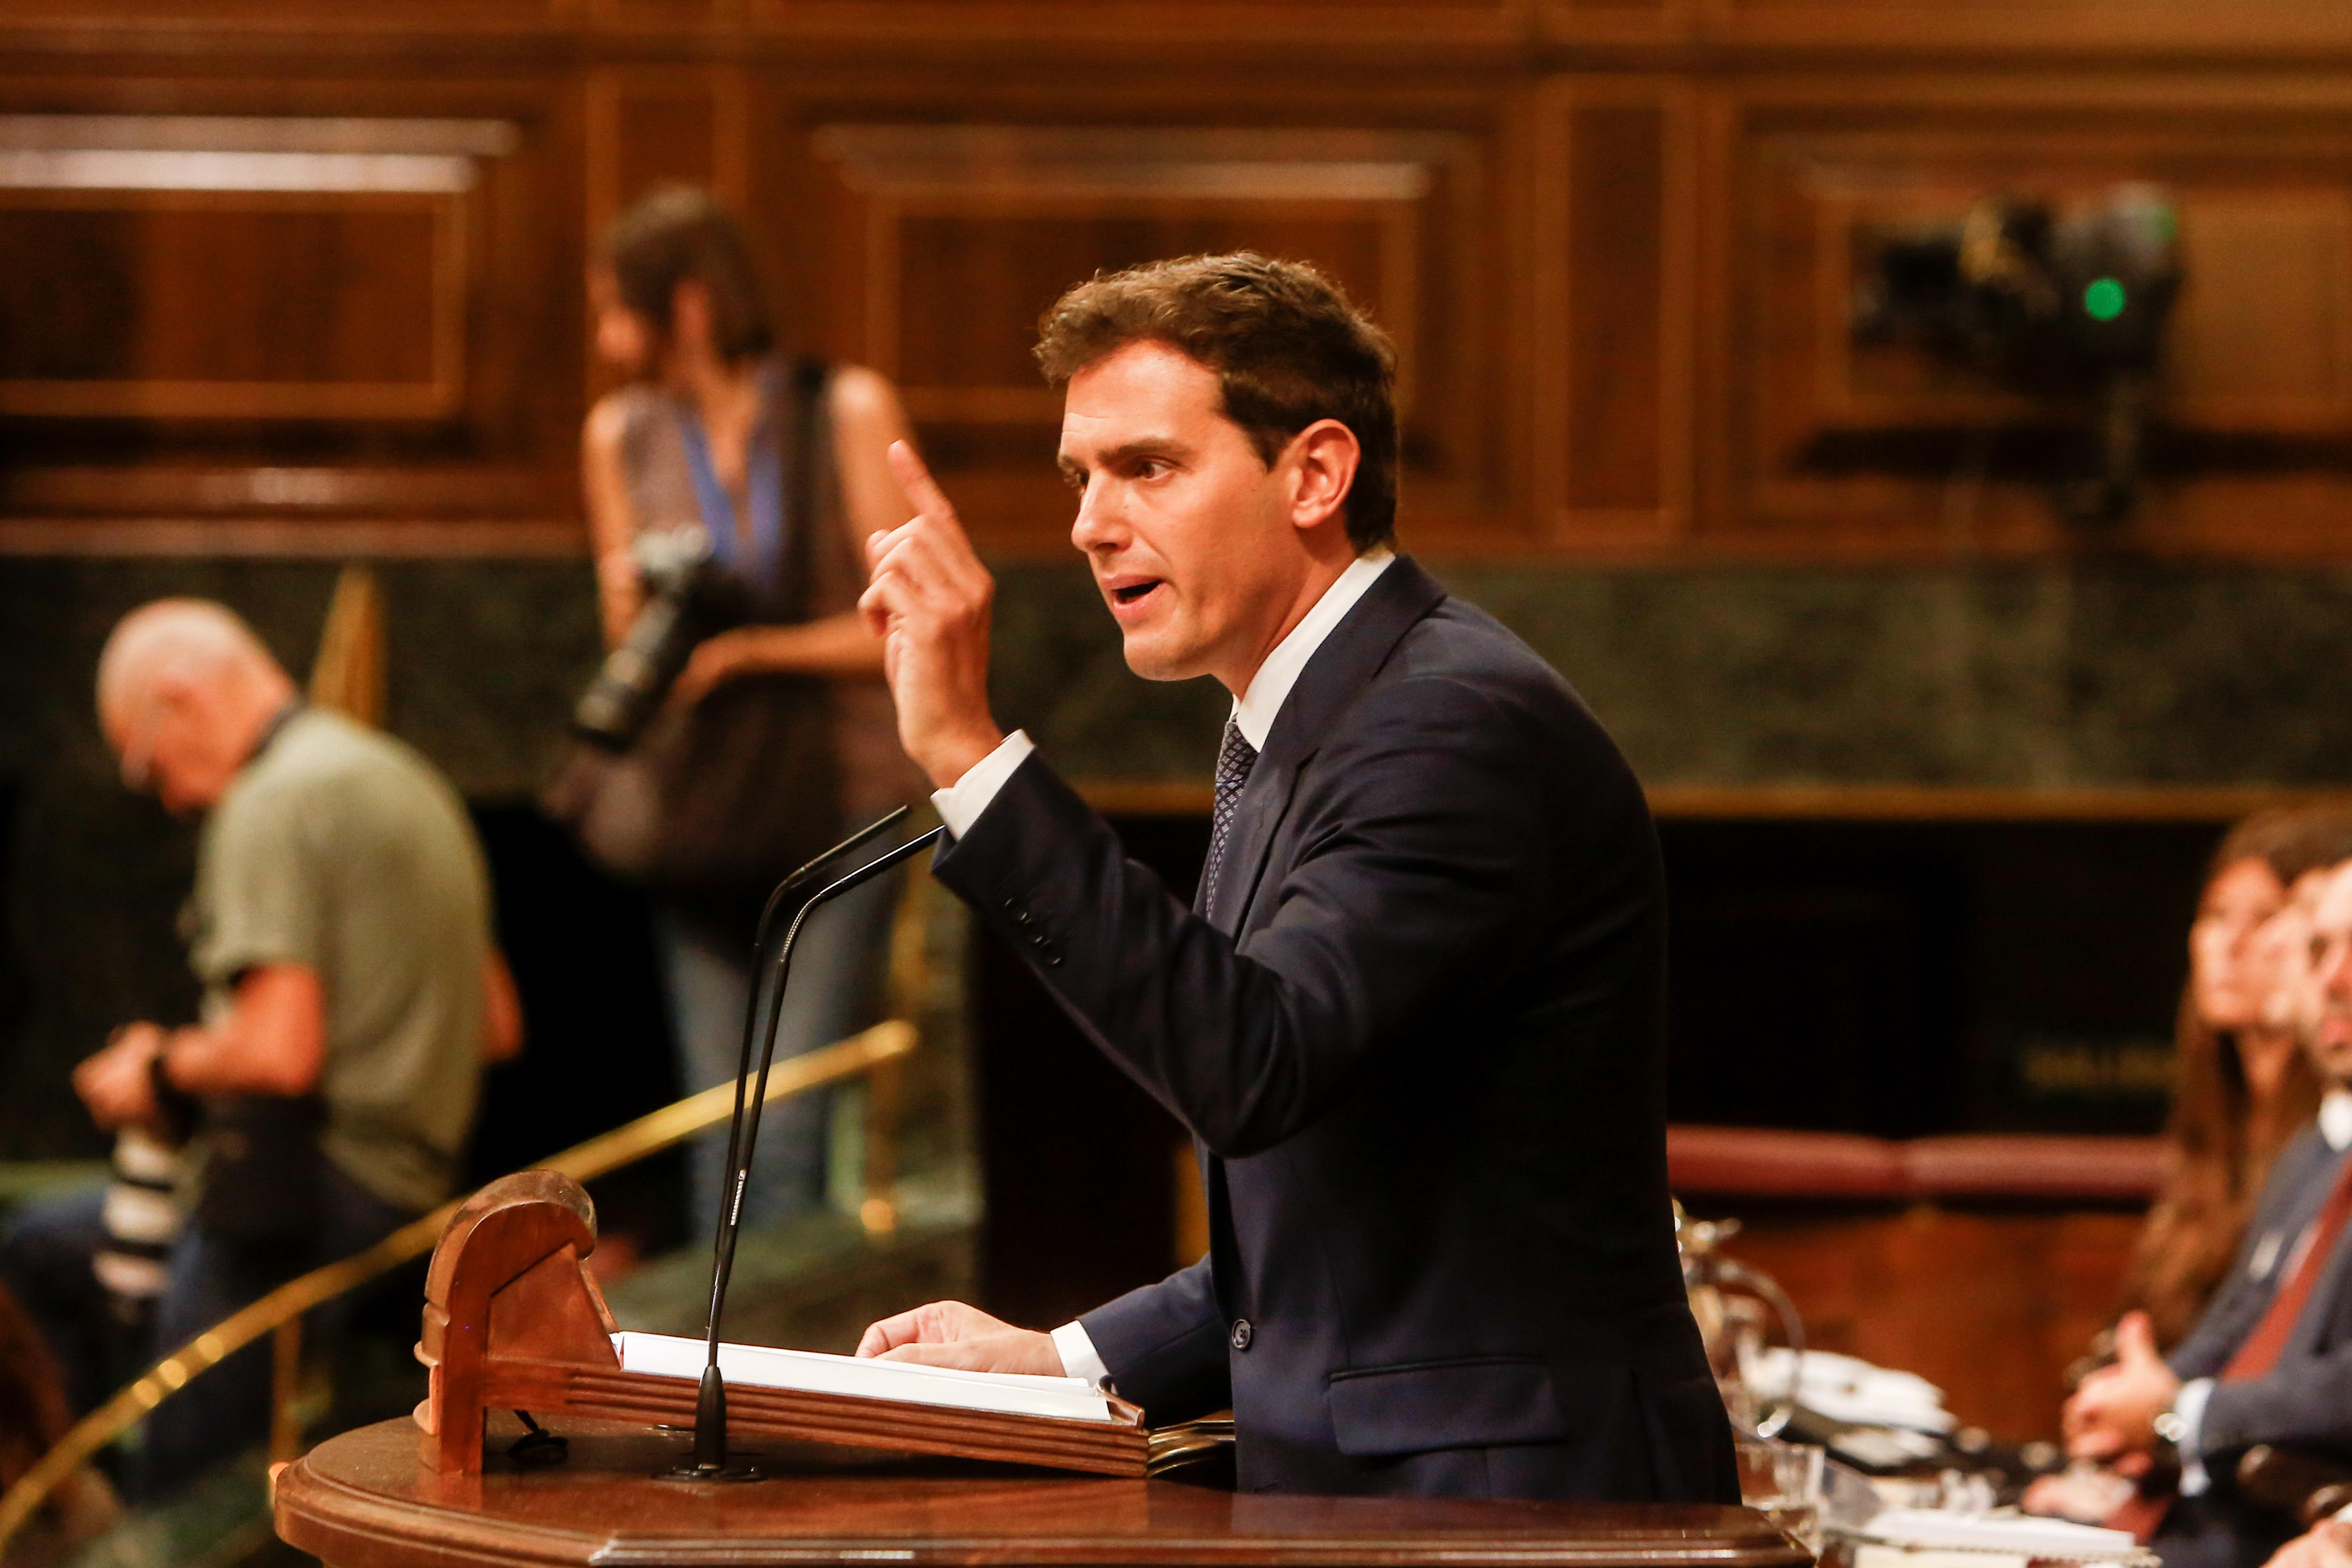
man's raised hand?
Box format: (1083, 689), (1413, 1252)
(858, 442), (1005, 790)
(854, 1299), (1066, 1377)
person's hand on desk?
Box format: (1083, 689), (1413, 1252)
(2061, 1310), (2179, 1464)
(857, 442), (1005, 791)
(856, 1300), (1066, 1377)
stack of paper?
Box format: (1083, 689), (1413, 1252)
(1862, 1507), (2141, 1560)
(611, 1331), (1116, 1424)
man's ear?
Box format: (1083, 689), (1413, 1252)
(1287, 419), (1361, 535)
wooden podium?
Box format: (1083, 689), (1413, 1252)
(412, 1171), (1148, 1479)
(275, 1417), (1809, 1568)
(285, 1170), (1807, 1568)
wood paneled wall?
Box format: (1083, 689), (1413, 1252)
(1697, 1200), (2145, 1443)
(7, 2), (2352, 560)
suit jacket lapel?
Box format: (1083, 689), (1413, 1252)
(1208, 556), (1449, 937)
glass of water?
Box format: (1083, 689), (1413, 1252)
(1736, 1436), (1826, 1557)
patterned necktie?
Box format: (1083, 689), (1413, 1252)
(1202, 719), (1259, 919)
(2224, 1151), (2352, 1381)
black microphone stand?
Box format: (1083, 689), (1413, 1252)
(666, 808), (947, 1481)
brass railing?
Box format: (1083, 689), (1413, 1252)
(0, 1019), (916, 1553)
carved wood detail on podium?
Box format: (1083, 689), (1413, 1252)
(415, 1170), (1149, 1479)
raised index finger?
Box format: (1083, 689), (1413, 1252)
(886, 440), (962, 532)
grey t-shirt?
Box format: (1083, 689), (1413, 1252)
(185, 707), (488, 1214)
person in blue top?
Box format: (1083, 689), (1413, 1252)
(577, 187), (924, 1240)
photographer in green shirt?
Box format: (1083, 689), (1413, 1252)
(0, 598), (517, 1496)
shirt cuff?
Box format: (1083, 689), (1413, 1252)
(1051, 1320), (1113, 1390)
(2174, 1377), (2215, 1496)
(930, 730), (1034, 840)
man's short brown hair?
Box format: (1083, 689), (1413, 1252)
(1034, 253), (1399, 552)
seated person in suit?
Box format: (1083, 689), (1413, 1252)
(852, 253), (1737, 1502)
(2064, 858), (2352, 1568)
(2031, 820), (2352, 1526)
(2128, 813), (2352, 1351)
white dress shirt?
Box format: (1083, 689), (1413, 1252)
(930, 549), (1397, 1385)
(2176, 1086), (2352, 1494)
(931, 549), (1396, 835)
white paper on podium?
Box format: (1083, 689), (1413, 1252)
(610, 1331), (1116, 1424)
(1861, 1509), (2140, 1560)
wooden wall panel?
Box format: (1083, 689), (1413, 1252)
(589, 0), (731, 33)
(805, 121), (1512, 552)
(2169, 194), (2352, 430)
(1542, 0), (1695, 47)
(582, 69), (748, 406)
(1710, 83), (2352, 557)
(0, 0), (567, 32)
(1700, 0), (2352, 54)
(1, 5), (2352, 558)
(740, 1), (1524, 52)
(0, 193), (457, 419)
(1791, 163), (2352, 438)
(584, 69), (746, 237)
(0, 93), (582, 552)
(1539, 82), (1694, 545)
(1702, 1202), (2143, 1443)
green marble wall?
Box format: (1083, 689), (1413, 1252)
(995, 558), (2352, 789)
(4, 552), (2351, 1158)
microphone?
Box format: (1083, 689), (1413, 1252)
(669, 809), (948, 1481)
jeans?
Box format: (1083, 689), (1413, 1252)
(656, 869), (899, 1246)
(0, 1160), (410, 1498)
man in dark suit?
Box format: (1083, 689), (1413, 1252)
(2065, 860), (2352, 1568)
(853, 253), (1736, 1503)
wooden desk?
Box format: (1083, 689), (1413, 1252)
(275, 1419), (1809, 1568)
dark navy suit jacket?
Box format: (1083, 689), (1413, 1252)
(932, 555), (1737, 1501)
(2160, 1119), (2352, 1568)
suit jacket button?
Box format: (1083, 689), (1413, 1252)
(1229, 1319), (1252, 1351)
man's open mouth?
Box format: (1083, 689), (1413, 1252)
(1110, 579), (1163, 606)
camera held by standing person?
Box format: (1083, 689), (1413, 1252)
(549, 186), (925, 1243)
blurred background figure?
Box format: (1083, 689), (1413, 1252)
(2030, 812), (2352, 1526)
(2122, 812), (2352, 1350)
(0, 600), (515, 1498)
(2057, 859), (2352, 1568)
(553, 187), (923, 1242)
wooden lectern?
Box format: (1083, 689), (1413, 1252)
(277, 1170), (1810, 1568)
(278, 1418), (1810, 1568)
(415, 1171), (1148, 1478)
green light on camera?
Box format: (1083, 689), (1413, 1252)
(2083, 277), (2127, 321)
